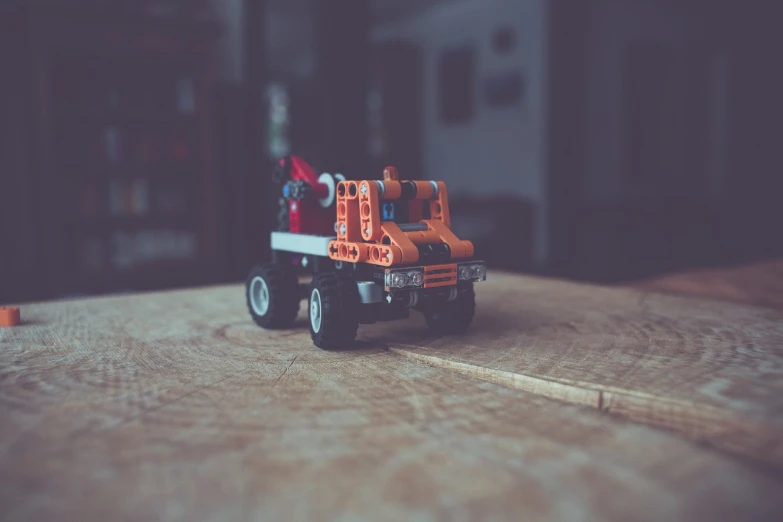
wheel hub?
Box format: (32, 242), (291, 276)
(249, 276), (270, 316)
(310, 288), (322, 333)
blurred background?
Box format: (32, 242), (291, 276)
(1, 0), (781, 303)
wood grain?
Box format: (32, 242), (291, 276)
(630, 258), (783, 310)
(1, 281), (782, 520)
(369, 272), (783, 468)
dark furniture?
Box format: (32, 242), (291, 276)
(0, 4), (222, 302)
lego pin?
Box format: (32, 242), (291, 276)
(0, 307), (21, 327)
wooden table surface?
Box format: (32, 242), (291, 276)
(2, 267), (783, 521)
(631, 258), (783, 310)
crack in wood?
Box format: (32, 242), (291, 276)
(388, 347), (601, 408)
(272, 355), (298, 389)
(387, 345), (783, 468)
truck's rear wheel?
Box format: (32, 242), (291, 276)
(424, 282), (475, 335)
(308, 272), (359, 349)
(246, 263), (300, 329)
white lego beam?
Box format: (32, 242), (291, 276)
(270, 232), (334, 257)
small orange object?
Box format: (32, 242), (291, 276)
(0, 307), (21, 327)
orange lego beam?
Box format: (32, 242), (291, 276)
(424, 219), (474, 259)
(430, 181), (451, 228)
(359, 181), (382, 242)
(336, 181), (362, 242)
(380, 222), (419, 264)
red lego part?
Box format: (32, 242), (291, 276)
(288, 156), (329, 200)
(288, 197), (335, 235)
(288, 199), (301, 233)
(283, 156), (336, 236)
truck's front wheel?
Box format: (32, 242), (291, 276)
(308, 272), (359, 349)
(424, 282), (476, 335)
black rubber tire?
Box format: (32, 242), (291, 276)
(425, 282), (476, 335)
(246, 263), (300, 329)
(307, 271), (359, 349)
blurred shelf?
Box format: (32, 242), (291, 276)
(1, 4), (224, 302)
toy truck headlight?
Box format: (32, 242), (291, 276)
(386, 268), (425, 288)
(391, 272), (408, 288)
(457, 261), (487, 282)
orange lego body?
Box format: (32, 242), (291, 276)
(328, 166), (474, 269)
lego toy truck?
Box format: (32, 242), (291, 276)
(245, 155), (487, 349)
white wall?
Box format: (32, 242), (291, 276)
(373, 0), (550, 265)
